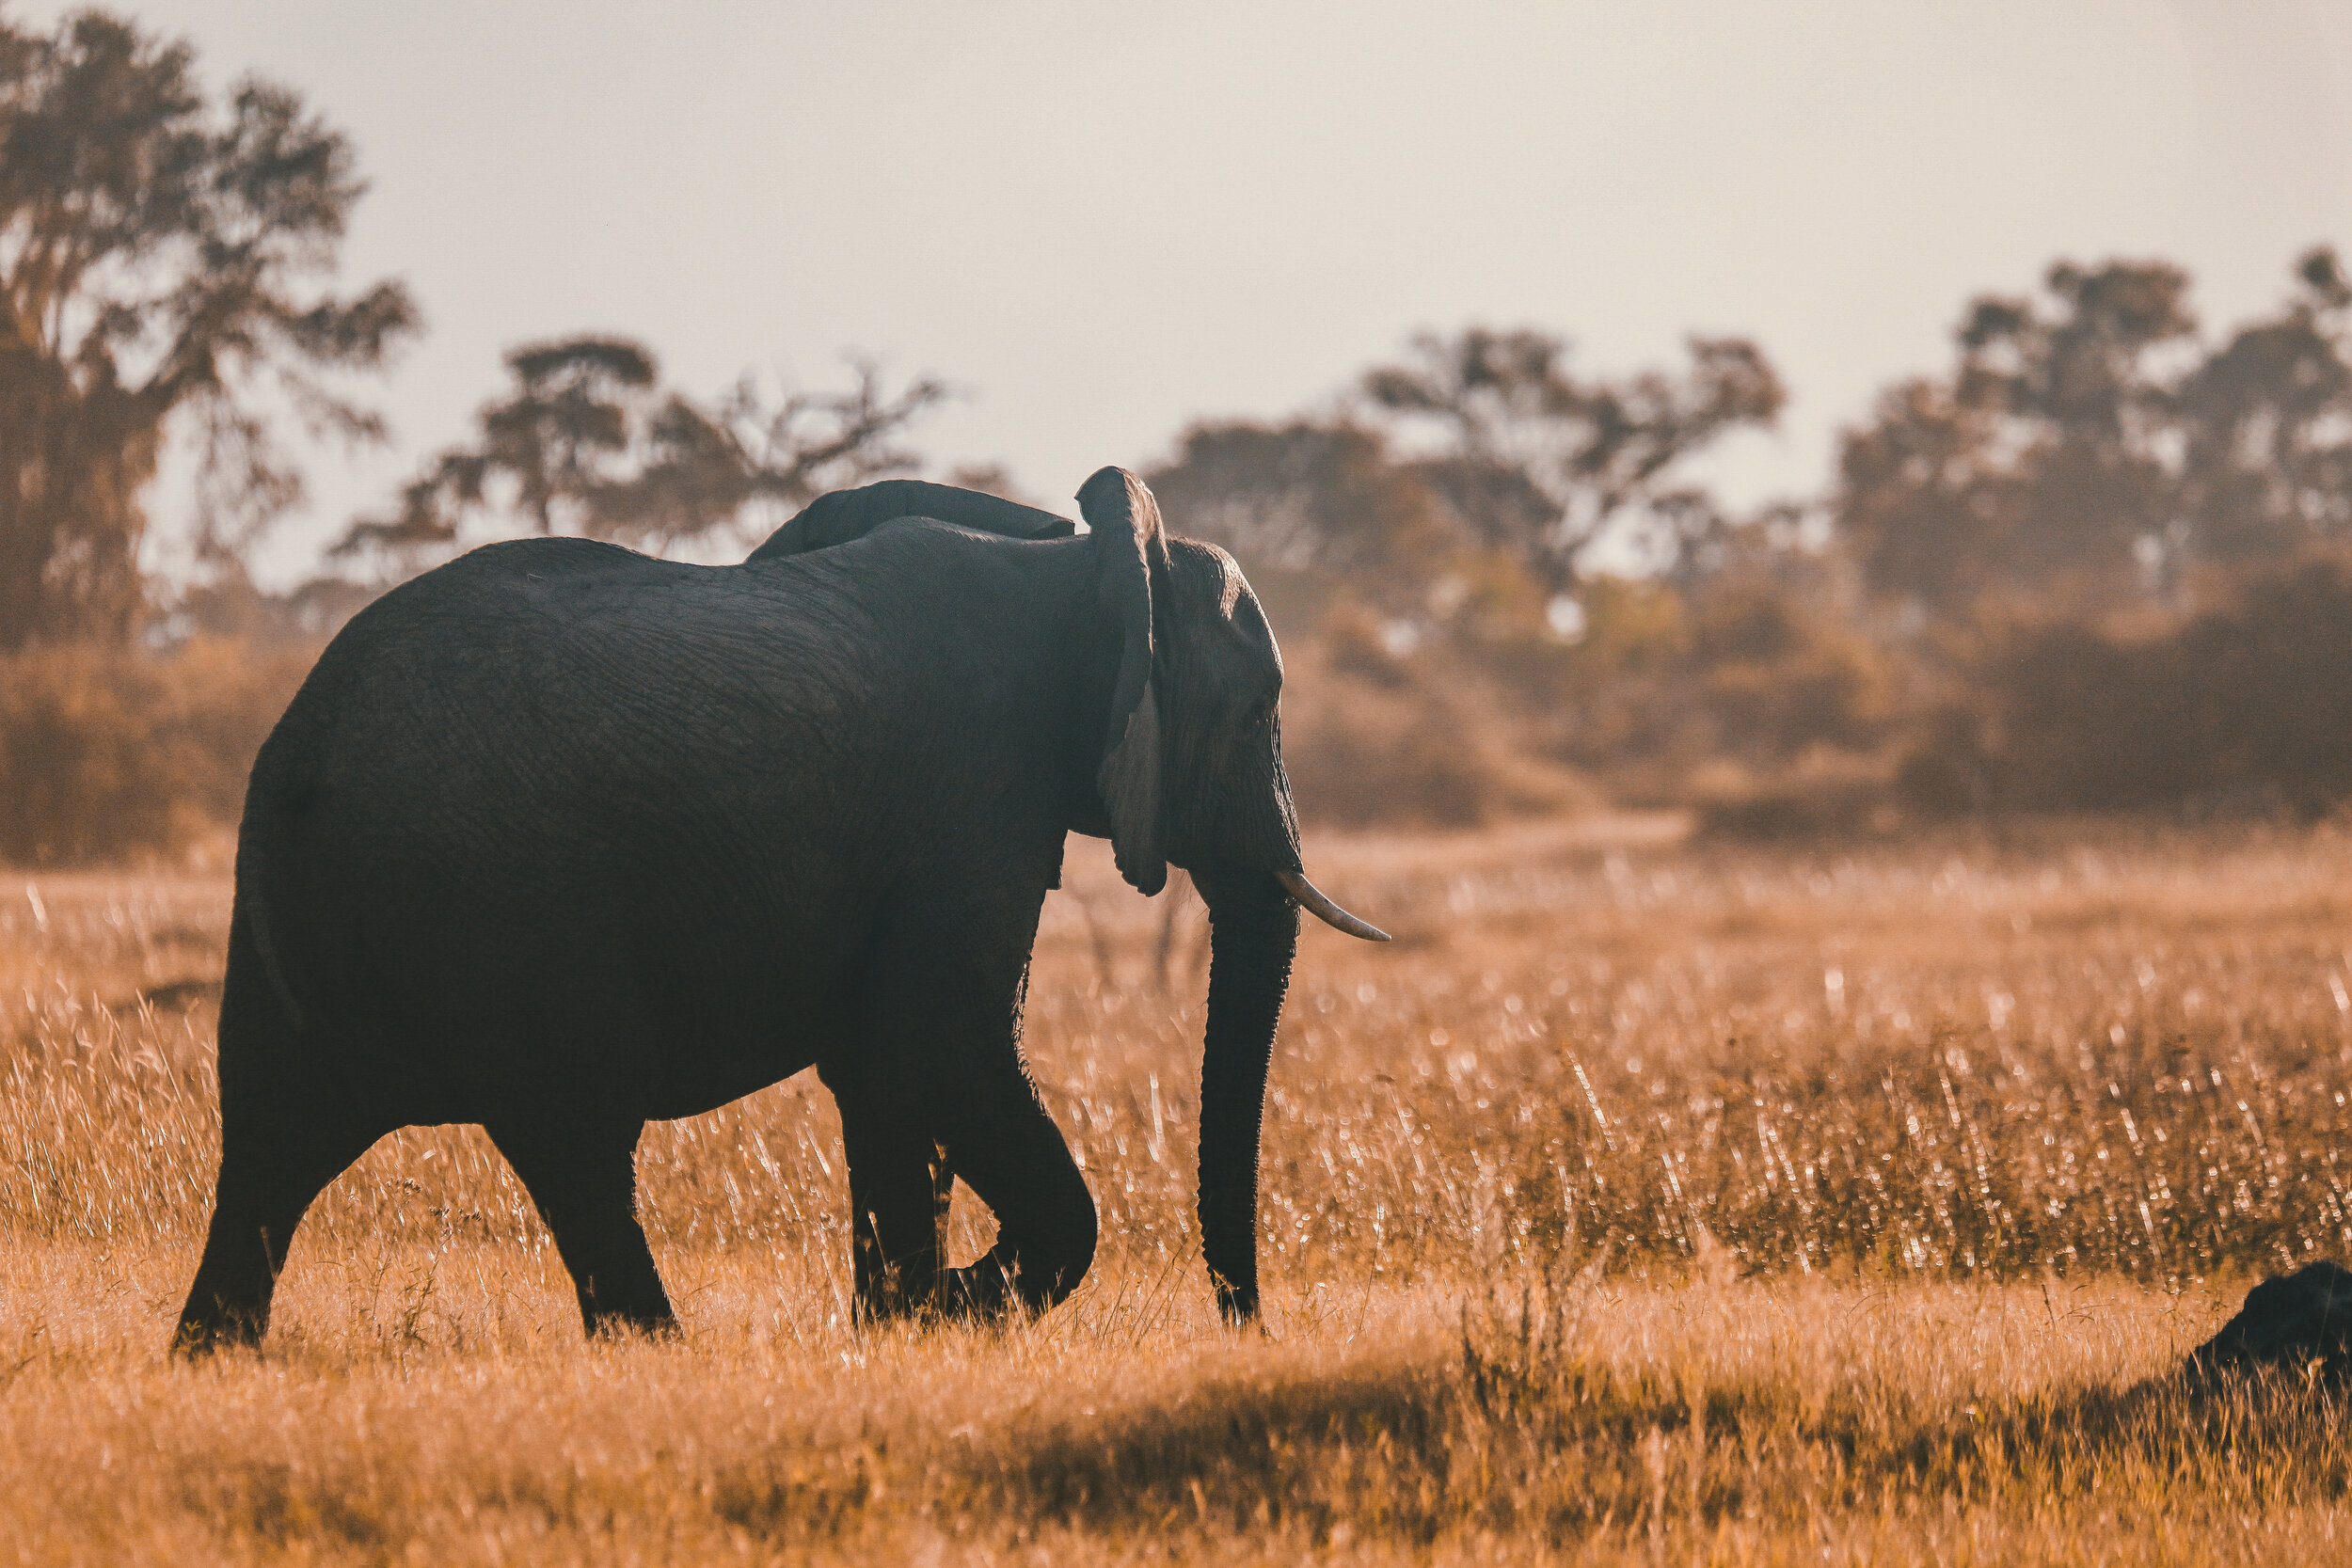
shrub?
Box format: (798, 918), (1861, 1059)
(1279, 638), (1596, 829)
(0, 638), (313, 864)
(1976, 556), (2352, 814)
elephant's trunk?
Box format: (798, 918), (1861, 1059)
(1190, 861), (1300, 1323)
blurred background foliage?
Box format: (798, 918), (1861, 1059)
(8, 9), (2352, 861)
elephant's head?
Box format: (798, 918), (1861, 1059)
(1079, 466), (1388, 1323)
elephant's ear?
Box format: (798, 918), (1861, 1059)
(1081, 466), (1168, 896)
(747, 480), (1075, 562)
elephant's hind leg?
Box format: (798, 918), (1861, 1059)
(488, 1119), (675, 1338)
(175, 924), (387, 1354)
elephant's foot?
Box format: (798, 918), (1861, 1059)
(852, 1268), (946, 1327)
(565, 1248), (678, 1340)
(938, 1253), (1020, 1322)
(853, 1276), (1014, 1328)
(936, 1242), (1088, 1323)
(584, 1305), (681, 1341)
(170, 1302), (270, 1357)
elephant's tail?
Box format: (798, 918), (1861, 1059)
(240, 876), (307, 1037)
(231, 751), (314, 1038)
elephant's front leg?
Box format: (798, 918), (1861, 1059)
(929, 1073), (1097, 1321)
(828, 1068), (952, 1322)
(853, 891), (1097, 1323)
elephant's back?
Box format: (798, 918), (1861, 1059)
(278, 540), (873, 797)
(248, 525), (1071, 888)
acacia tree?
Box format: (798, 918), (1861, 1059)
(1838, 252), (2352, 620)
(1357, 326), (1786, 594)
(2173, 247), (2352, 570)
(1861, 260), (2196, 611)
(1840, 259), (2200, 617)
(1143, 420), (1455, 600)
(336, 336), (948, 572)
(0, 10), (418, 647)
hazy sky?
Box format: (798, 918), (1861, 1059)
(24, 1), (2352, 580)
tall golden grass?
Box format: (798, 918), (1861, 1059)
(0, 817), (2347, 1560)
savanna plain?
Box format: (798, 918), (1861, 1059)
(3, 817), (2350, 1564)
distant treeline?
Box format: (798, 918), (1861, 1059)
(4, 10), (2352, 860)
(1150, 252), (2352, 834)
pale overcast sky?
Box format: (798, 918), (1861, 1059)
(23, 1), (2352, 581)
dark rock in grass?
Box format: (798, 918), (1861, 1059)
(2186, 1261), (2352, 1387)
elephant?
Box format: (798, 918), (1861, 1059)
(172, 466), (1387, 1352)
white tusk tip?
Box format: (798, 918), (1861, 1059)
(1275, 867), (1391, 942)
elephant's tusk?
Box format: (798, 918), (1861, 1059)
(1276, 867), (1391, 942)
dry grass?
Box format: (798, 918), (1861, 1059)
(2, 816), (2350, 1561)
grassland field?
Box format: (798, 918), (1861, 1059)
(1, 816), (2349, 1562)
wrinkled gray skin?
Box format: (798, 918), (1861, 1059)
(172, 467), (1382, 1352)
